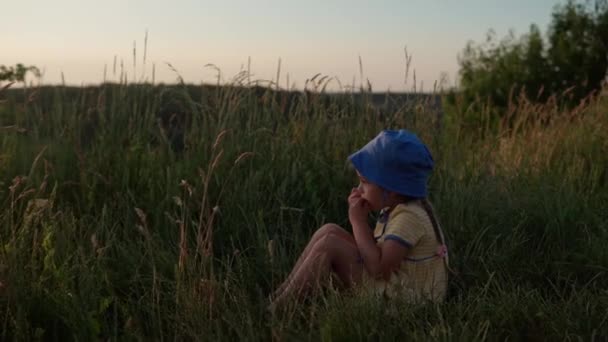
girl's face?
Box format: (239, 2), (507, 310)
(356, 172), (386, 211)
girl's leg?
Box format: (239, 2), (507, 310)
(270, 230), (364, 308)
(272, 224), (353, 298)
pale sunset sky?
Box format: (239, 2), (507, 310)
(3, 0), (565, 92)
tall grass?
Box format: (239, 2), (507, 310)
(0, 73), (607, 340)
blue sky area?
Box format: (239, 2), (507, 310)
(2, 0), (566, 91)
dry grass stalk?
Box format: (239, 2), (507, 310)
(178, 220), (188, 272)
(134, 207), (151, 239)
(234, 152), (254, 166)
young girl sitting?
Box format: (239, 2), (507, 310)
(269, 130), (449, 308)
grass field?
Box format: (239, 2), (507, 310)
(1, 77), (607, 340)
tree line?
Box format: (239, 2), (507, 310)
(455, 0), (608, 113)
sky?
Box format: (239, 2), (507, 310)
(3, 0), (566, 92)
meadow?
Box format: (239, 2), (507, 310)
(0, 74), (607, 340)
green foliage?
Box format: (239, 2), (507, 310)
(547, 0), (608, 100)
(0, 79), (607, 340)
(457, 0), (608, 115)
(0, 64), (40, 83)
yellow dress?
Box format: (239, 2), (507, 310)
(365, 201), (449, 303)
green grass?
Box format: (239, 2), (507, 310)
(0, 79), (607, 341)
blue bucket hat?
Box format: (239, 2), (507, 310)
(348, 130), (434, 198)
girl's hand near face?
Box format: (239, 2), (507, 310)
(348, 188), (370, 226)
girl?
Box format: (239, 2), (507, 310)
(269, 130), (449, 309)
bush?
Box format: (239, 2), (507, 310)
(0, 64), (40, 83)
(456, 0), (608, 115)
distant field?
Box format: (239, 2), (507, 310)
(1, 81), (607, 340)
